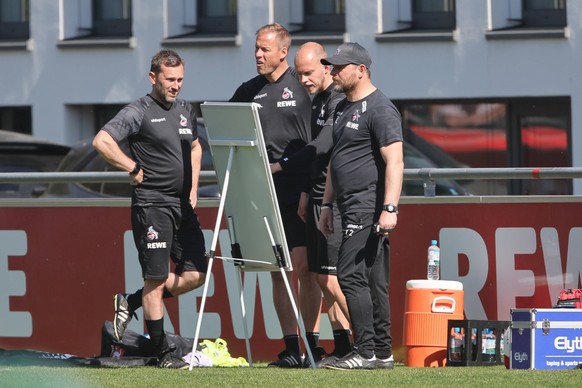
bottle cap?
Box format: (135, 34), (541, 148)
(431, 239), (438, 245)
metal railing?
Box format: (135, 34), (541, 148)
(1, 167), (582, 197)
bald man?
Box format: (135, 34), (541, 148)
(272, 42), (353, 367)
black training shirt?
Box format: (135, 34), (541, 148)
(230, 67), (311, 205)
(102, 95), (198, 207)
(330, 89), (403, 215)
(277, 84), (345, 201)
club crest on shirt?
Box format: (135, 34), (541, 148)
(277, 87), (297, 107)
(282, 87), (293, 100)
(346, 110), (360, 130)
(180, 114), (188, 126)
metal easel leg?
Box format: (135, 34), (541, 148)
(227, 215), (253, 367)
(262, 217), (316, 368)
(189, 146), (235, 371)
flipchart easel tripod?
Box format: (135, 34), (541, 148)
(188, 102), (315, 370)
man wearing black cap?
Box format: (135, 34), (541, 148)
(318, 42), (404, 370)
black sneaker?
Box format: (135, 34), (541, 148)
(315, 353), (341, 368)
(303, 346), (327, 368)
(376, 354), (394, 369)
(325, 351), (376, 370)
(268, 350), (303, 368)
(157, 352), (189, 369)
(113, 293), (136, 342)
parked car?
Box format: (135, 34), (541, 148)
(40, 120), (218, 199)
(402, 142), (469, 196)
(0, 130), (71, 198)
(40, 117), (468, 199)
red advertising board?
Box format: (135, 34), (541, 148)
(1, 198), (581, 361)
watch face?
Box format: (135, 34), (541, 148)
(384, 204), (397, 213)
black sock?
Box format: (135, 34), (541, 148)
(127, 287), (173, 312)
(284, 335), (301, 355)
(126, 289), (143, 311)
(333, 329), (352, 356)
(306, 332), (320, 351)
(145, 318), (167, 356)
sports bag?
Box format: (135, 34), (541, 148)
(554, 288), (582, 308)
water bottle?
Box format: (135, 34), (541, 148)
(427, 240), (440, 280)
(481, 328), (496, 362)
(449, 327), (463, 361)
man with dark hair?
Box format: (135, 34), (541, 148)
(319, 42), (404, 370)
(230, 23), (321, 367)
(93, 49), (207, 369)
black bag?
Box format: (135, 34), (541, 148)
(99, 320), (198, 359)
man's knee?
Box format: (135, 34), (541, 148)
(182, 271), (206, 290)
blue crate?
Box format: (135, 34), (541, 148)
(510, 308), (582, 370)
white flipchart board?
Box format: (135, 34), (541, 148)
(200, 102), (292, 272)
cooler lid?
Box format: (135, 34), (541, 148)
(406, 279), (463, 290)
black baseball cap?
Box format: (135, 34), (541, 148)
(321, 42), (372, 68)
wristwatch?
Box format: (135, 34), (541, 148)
(129, 162), (141, 177)
(383, 203), (398, 214)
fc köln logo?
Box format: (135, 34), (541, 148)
(146, 226), (159, 240)
(282, 87), (293, 100)
(180, 114), (188, 126)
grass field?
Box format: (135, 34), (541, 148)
(2, 363), (581, 387)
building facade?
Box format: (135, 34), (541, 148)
(0, 0), (580, 195)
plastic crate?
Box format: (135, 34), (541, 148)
(446, 319), (510, 366)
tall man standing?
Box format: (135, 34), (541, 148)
(93, 49), (207, 369)
(229, 23), (321, 367)
(319, 43), (404, 370)
(274, 42), (352, 366)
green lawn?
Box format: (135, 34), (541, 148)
(1, 363), (581, 387)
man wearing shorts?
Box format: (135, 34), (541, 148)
(93, 49), (207, 369)
(319, 42), (404, 370)
(272, 42), (353, 367)
(229, 23), (321, 367)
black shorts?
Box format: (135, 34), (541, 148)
(306, 200), (341, 275)
(131, 204), (207, 280)
(279, 202), (307, 250)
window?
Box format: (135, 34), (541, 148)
(303, 0), (345, 32)
(162, 0), (238, 46)
(0, 0), (29, 40)
(522, 0), (566, 27)
(0, 106), (32, 134)
(412, 0), (455, 30)
(399, 98), (571, 195)
(91, 0), (132, 37)
(487, 0), (567, 38)
(197, 0), (237, 34)
(376, 0), (456, 42)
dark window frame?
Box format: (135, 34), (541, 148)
(196, 0), (237, 34)
(91, 0), (132, 37)
(521, 0), (567, 28)
(302, 0), (345, 33)
(411, 0), (456, 31)
(0, 0), (29, 40)
(395, 97), (572, 196)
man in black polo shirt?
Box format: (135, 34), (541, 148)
(230, 23), (322, 367)
(319, 42), (404, 370)
(93, 49), (207, 369)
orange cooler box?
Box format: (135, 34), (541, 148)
(403, 279), (464, 367)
